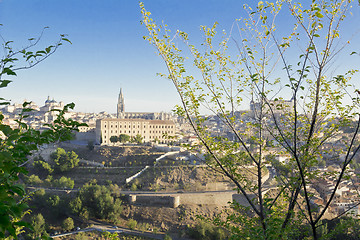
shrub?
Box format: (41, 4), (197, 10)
(127, 218), (137, 230)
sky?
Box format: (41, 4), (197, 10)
(0, 0), (359, 114)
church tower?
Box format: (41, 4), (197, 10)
(117, 88), (125, 118)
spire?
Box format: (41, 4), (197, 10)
(117, 88), (125, 118)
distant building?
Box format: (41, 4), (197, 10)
(115, 88), (172, 121)
(96, 118), (176, 145)
(40, 96), (65, 113)
(117, 88), (125, 118)
(250, 98), (293, 118)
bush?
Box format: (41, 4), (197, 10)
(53, 176), (74, 189)
(127, 218), (137, 230)
(62, 217), (74, 231)
(77, 182), (122, 221)
(33, 158), (53, 177)
(188, 221), (228, 240)
(51, 148), (79, 172)
(31, 213), (46, 238)
(27, 174), (43, 185)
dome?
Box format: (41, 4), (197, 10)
(45, 96), (51, 104)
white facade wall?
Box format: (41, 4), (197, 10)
(96, 118), (176, 145)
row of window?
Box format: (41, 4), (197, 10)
(104, 130), (174, 134)
(103, 135), (169, 140)
(104, 124), (174, 129)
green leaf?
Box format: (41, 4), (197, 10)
(315, 11), (323, 18)
(0, 80), (12, 88)
(2, 68), (16, 76)
(61, 37), (72, 44)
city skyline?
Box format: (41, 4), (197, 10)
(1, 1), (359, 114)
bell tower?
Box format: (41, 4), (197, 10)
(117, 88), (125, 118)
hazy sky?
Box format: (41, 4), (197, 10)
(0, 1), (359, 114)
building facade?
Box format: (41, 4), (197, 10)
(96, 118), (176, 145)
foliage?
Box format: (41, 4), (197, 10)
(33, 157), (53, 177)
(141, 0), (360, 239)
(77, 181), (122, 221)
(127, 218), (137, 230)
(119, 134), (131, 143)
(53, 176), (75, 189)
(132, 134), (143, 144)
(46, 195), (60, 207)
(51, 147), (79, 172)
(30, 213), (46, 238)
(110, 135), (118, 143)
(0, 28), (85, 238)
(188, 220), (228, 240)
(62, 217), (74, 232)
(69, 197), (82, 214)
(26, 174), (43, 185)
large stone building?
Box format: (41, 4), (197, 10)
(95, 89), (177, 145)
(96, 118), (176, 145)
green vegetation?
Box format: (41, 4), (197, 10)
(74, 180), (122, 222)
(0, 28), (84, 238)
(188, 221), (228, 240)
(51, 147), (79, 172)
(33, 156), (53, 177)
(119, 134), (131, 143)
(127, 218), (138, 230)
(53, 176), (75, 189)
(141, 0), (360, 239)
(62, 217), (74, 232)
(30, 213), (46, 239)
(110, 135), (119, 143)
(132, 134), (143, 144)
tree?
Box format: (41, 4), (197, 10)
(110, 135), (118, 143)
(132, 134), (143, 144)
(51, 147), (79, 172)
(141, 0), (360, 239)
(33, 157), (54, 177)
(77, 182), (122, 221)
(31, 213), (46, 238)
(46, 195), (60, 207)
(62, 217), (74, 232)
(118, 134), (130, 143)
(69, 197), (82, 214)
(0, 28), (85, 238)
(52, 176), (75, 189)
